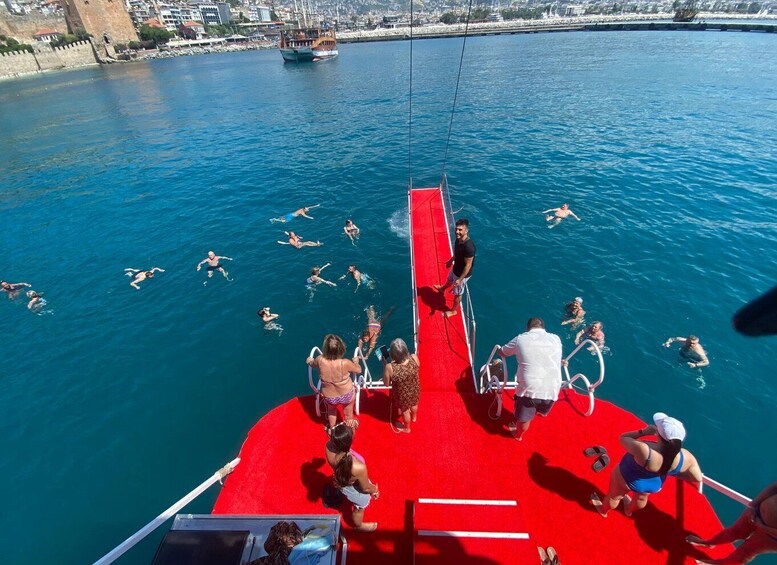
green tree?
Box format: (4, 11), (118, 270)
(139, 24), (174, 45)
(440, 12), (459, 24)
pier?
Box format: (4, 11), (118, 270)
(338, 19), (776, 44)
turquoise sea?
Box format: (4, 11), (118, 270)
(1, 31), (776, 563)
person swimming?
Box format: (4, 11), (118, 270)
(561, 297), (585, 326)
(1, 280), (31, 300)
(339, 265), (374, 292)
(196, 251), (232, 280)
(576, 321), (605, 349)
(664, 335), (709, 369)
(125, 267), (165, 290)
(306, 263), (336, 287)
(278, 231), (323, 249)
(270, 205), (319, 223)
(258, 307), (283, 335)
(358, 305), (394, 359)
(26, 290), (46, 312)
(542, 203), (581, 228)
(344, 219), (360, 243)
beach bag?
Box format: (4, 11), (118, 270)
(323, 482), (344, 508)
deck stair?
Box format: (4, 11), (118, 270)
(413, 498), (537, 563)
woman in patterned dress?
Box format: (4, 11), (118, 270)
(382, 338), (420, 433)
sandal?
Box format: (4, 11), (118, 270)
(346, 419), (359, 429)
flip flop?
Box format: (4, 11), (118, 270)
(583, 445), (607, 457)
(592, 454), (610, 472)
(547, 547), (559, 565)
(537, 546), (549, 564)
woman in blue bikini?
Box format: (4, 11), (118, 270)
(591, 412), (703, 518)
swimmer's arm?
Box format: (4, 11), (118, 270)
(196, 258), (208, 270)
(663, 337), (686, 347)
(277, 241), (291, 245)
(570, 211), (581, 221)
(151, 268), (165, 273)
(300, 211), (313, 219)
(541, 208), (558, 214)
(265, 313), (279, 321)
(219, 256), (233, 261)
(320, 262), (331, 271)
(130, 281), (140, 290)
(690, 353), (709, 369)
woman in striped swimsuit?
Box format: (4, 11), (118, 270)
(307, 334), (362, 431)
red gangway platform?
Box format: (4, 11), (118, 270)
(214, 185), (732, 564)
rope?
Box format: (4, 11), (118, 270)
(407, 0), (414, 189)
(440, 0), (475, 182)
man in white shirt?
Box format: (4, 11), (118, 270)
(499, 317), (566, 441)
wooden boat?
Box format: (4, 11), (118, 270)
(279, 28), (338, 62)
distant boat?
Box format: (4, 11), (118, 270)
(674, 0), (699, 22)
(279, 28), (338, 62)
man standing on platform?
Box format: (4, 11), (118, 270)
(498, 318), (566, 441)
(434, 218), (475, 318)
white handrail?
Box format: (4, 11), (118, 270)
(700, 475), (752, 506)
(408, 185), (419, 352)
(308, 347), (323, 419)
(563, 339), (605, 391)
(93, 458), (240, 565)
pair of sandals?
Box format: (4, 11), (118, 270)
(584, 445), (610, 472)
(538, 546), (559, 564)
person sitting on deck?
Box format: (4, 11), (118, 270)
(498, 317), (566, 441)
(307, 334), (362, 432)
(576, 321), (605, 349)
(687, 480), (777, 564)
(590, 412), (703, 518)
(664, 335), (709, 369)
(325, 423), (379, 532)
(561, 296), (586, 326)
(382, 338), (421, 433)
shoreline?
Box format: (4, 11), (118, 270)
(337, 13), (777, 42)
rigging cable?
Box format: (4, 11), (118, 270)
(407, 0), (415, 189)
(440, 0), (475, 182)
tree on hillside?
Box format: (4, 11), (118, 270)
(440, 12), (458, 24)
(139, 24), (174, 45)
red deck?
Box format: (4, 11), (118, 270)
(215, 187), (732, 563)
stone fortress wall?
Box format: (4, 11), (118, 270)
(0, 40), (97, 79)
(0, 5), (67, 40)
(61, 0), (137, 46)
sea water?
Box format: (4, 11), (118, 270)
(1, 31), (776, 563)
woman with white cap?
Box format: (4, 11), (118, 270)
(591, 412), (703, 518)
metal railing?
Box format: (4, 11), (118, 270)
(308, 346), (387, 418)
(478, 339), (605, 418)
(408, 184), (420, 352)
(93, 459), (240, 565)
(439, 174), (478, 391)
(700, 475), (752, 506)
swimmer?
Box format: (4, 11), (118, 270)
(664, 335), (709, 369)
(258, 307), (283, 335)
(339, 264), (373, 292)
(561, 296), (585, 326)
(542, 203), (580, 228)
(576, 321), (605, 349)
(258, 307), (279, 323)
(196, 251), (232, 279)
(270, 204), (319, 223)
(344, 219), (360, 243)
(358, 305), (394, 359)
(1, 280), (31, 300)
(125, 267), (165, 290)
(26, 290), (45, 312)
(278, 231), (323, 249)
(307, 263), (336, 287)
